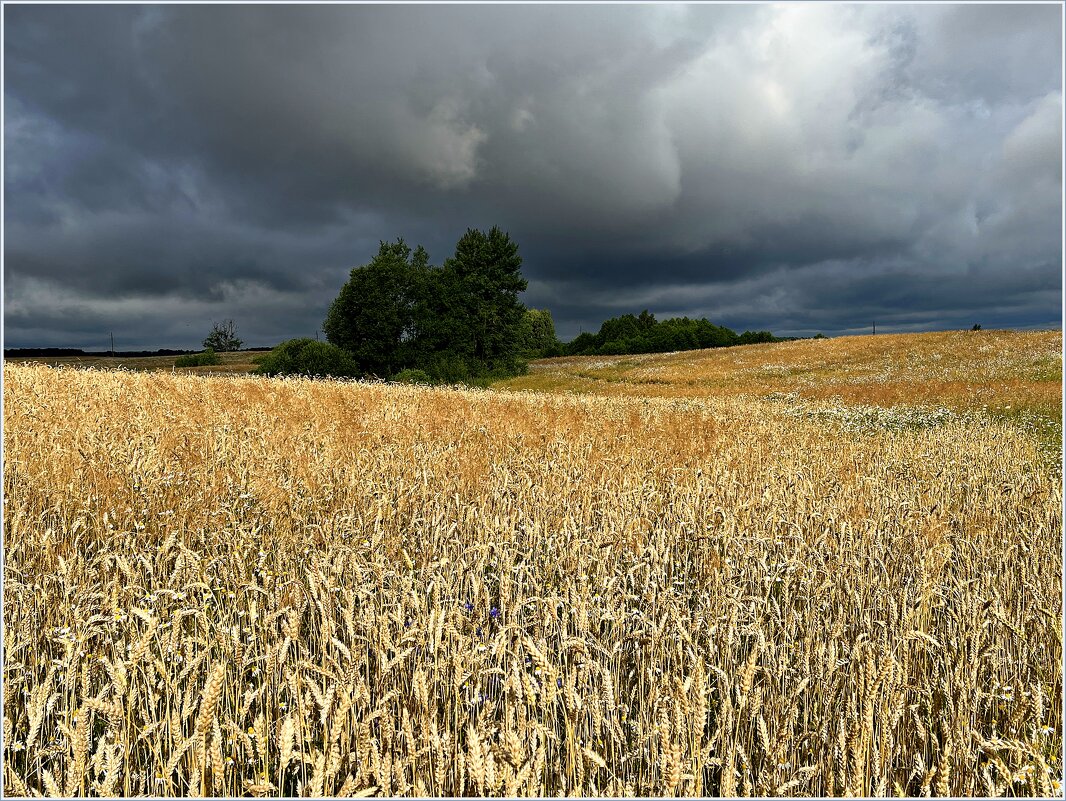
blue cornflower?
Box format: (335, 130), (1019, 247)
(463, 601), (474, 612)
(490, 607), (500, 620)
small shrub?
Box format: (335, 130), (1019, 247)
(254, 339), (360, 379)
(393, 369), (433, 385)
(422, 353), (473, 384)
(174, 348), (221, 367)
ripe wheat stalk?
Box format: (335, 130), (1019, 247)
(2, 362), (1061, 796)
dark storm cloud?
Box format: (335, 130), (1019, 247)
(3, 3), (1061, 349)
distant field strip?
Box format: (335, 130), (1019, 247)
(3, 359), (1062, 796)
(3, 350), (263, 375)
(497, 330), (1063, 417)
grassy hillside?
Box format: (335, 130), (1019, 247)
(496, 329), (1062, 417)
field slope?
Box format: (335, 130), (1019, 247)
(2, 330), (1062, 797)
(498, 330), (1061, 414)
(3, 349), (265, 375)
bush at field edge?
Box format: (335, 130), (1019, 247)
(253, 338), (361, 379)
(174, 349), (221, 367)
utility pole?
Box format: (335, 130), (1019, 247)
(110, 331), (115, 356)
(872, 321), (876, 335)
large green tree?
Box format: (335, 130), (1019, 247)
(322, 227), (531, 382)
(323, 239), (427, 377)
(519, 308), (561, 358)
(445, 226), (528, 368)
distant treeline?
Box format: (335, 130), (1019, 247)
(4, 347), (272, 358)
(560, 310), (783, 357)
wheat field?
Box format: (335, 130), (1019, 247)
(497, 330), (1062, 419)
(2, 350), (1062, 796)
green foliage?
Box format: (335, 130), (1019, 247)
(519, 309), (562, 358)
(253, 339), (360, 379)
(416, 226), (528, 374)
(323, 227), (530, 384)
(568, 332), (598, 355)
(393, 369), (432, 385)
(566, 311), (762, 356)
(419, 352), (474, 384)
(323, 240), (424, 377)
(203, 320), (243, 352)
(737, 330), (778, 345)
(972, 323), (982, 331)
(174, 348), (221, 367)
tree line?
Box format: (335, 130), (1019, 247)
(564, 311), (779, 356)
(252, 227), (783, 383)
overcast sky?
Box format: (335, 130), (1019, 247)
(4, 3), (1062, 349)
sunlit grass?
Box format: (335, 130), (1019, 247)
(496, 330), (1062, 419)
